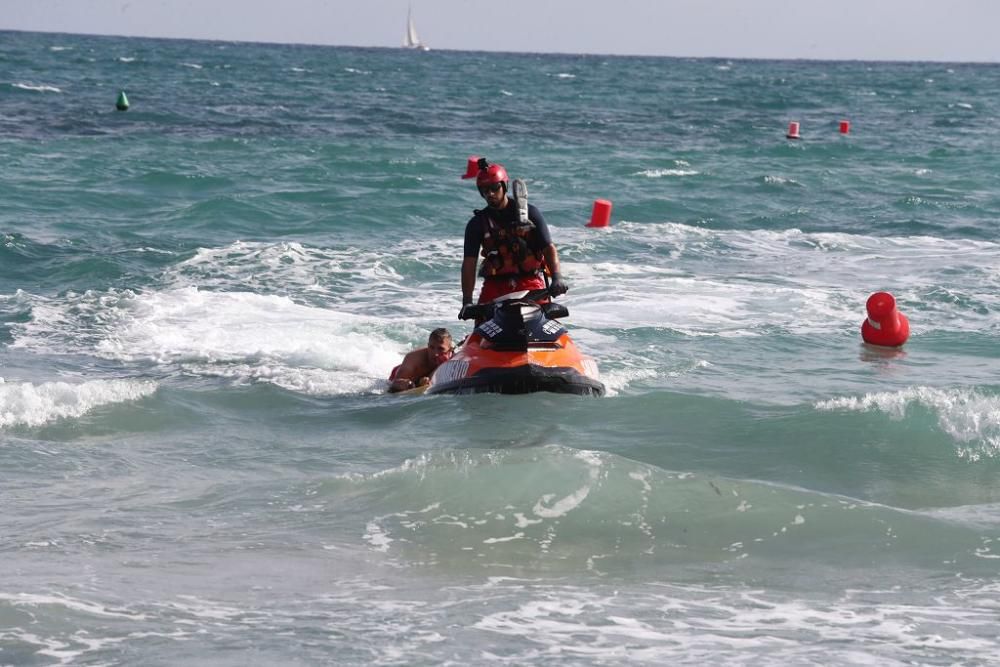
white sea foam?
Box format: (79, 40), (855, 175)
(90, 287), (403, 393)
(474, 580), (1000, 663)
(559, 221), (1000, 337)
(531, 449), (602, 518)
(637, 168), (700, 177)
(204, 363), (380, 395)
(816, 386), (1000, 460)
(532, 487), (591, 518)
(0, 592), (147, 619)
(0, 377), (157, 429)
(166, 240), (456, 314)
(762, 174), (803, 186)
(483, 533), (524, 544)
(8, 578), (994, 665)
(12, 247), (416, 394)
(14, 226), (1000, 403)
(926, 502), (1000, 528)
(565, 271), (843, 335)
(12, 82), (62, 93)
(0, 628), (130, 666)
(597, 365), (658, 396)
(16, 217), (992, 403)
(164, 595), (247, 621)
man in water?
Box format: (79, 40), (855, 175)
(459, 159), (568, 320)
(387, 328), (454, 393)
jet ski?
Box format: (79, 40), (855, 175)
(424, 289), (605, 396)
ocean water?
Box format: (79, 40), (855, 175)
(3, 29), (1000, 665)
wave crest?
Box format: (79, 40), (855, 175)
(817, 386), (1000, 461)
(0, 377), (157, 429)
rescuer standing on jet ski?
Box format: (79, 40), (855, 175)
(459, 159), (568, 320)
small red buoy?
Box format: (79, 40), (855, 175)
(786, 121), (801, 140)
(861, 291), (909, 347)
(839, 120), (850, 134)
(461, 155), (480, 179)
(586, 199), (612, 228)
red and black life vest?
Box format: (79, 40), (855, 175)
(476, 212), (546, 278)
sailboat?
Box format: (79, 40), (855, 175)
(402, 6), (430, 51)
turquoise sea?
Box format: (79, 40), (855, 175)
(3, 29), (1000, 665)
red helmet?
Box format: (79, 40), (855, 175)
(476, 161), (508, 191)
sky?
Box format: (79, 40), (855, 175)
(3, 0), (1000, 63)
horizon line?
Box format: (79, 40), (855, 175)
(4, 27), (999, 67)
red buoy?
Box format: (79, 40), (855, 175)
(839, 120), (850, 134)
(786, 121), (801, 140)
(461, 155), (480, 179)
(861, 291), (909, 347)
(586, 199), (612, 228)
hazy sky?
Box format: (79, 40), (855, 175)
(4, 0), (999, 62)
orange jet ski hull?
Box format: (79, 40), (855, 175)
(425, 293), (605, 396)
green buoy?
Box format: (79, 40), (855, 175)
(115, 90), (129, 111)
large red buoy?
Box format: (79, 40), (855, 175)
(586, 199), (612, 228)
(861, 291), (909, 347)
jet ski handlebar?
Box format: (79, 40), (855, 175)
(459, 288), (559, 321)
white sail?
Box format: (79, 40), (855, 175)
(403, 6), (429, 51)
(406, 12), (420, 47)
